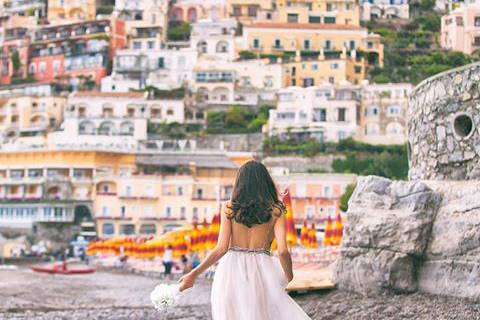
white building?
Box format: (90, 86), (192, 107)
(361, 0), (410, 21)
(194, 58), (282, 107)
(101, 48), (198, 92)
(190, 19), (238, 62)
(268, 83), (360, 142)
(359, 82), (412, 145)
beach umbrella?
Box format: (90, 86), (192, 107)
(300, 220), (309, 247)
(199, 218), (210, 251)
(323, 215), (334, 246)
(332, 213), (344, 246)
(208, 211), (221, 249)
(190, 220), (201, 252)
(309, 223), (318, 248)
(282, 189), (298, 247)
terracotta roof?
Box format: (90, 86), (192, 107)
(244, 22), (364, 31)
(72, 91), (147, 98)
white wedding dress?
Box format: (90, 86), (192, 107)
(211, 219), (311, 320)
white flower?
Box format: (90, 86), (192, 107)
(150, 283), (180, 311)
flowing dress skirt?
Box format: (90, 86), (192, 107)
(211, 248), (311, 320)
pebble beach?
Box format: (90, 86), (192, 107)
(2, 267), (480, 320)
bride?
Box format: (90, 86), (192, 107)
(179, 160), (311, 319)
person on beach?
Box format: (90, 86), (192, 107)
(179, 160), (311, 320)
(163, 245), (173, 281)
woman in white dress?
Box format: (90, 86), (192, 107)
(179, 160), (311, 320)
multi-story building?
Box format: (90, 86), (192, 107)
(281, 48), (366, 86)
(273, 172), (357, 223)
(440, 2), (480, 55)
(361, 0), (409, 21)
(3, 0), (46, 18)
(268, 84), (360, 142)
(171, 0), (226, 22)
(114, 0), (168, 47)
(190, 19), (238, 62)
(0, 95), (67, 145)
(193, 58), (282, 108)
(101, 47), (198, 91)
(96, 152), (241, 238)
(225, 0), (275, 22)
(274, 0), (361, 26)
(47, 0), (97, 21)
(28, 19), (127, 86)
(0, 15), (37, 85)
(0, 147), (251, 238)
(358, 82), (412, 145)
(241, 22), (384, 67)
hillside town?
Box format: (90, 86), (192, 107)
(1, 0), (480, 319)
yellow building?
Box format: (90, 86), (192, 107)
(281, 49), (366, 86)
(0, 144), (253, 240)
(274, 0), (360, 25)
(241, 22), (384, 67)
(226, 0), (275, 21)
(0, 96), (67, 143)
(48, 0), (97, 21)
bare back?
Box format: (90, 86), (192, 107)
(226, 204), (278, 251)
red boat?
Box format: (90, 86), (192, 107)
(31, 262), (95, 274)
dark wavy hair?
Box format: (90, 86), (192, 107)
(226, 160), (285, 228)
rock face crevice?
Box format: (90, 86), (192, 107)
(334, 176), (480, 300)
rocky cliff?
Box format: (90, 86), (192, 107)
(334, 176), (480, 299)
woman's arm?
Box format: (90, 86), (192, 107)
(179, 204), (232, 291)
(274, 214), (294, 282)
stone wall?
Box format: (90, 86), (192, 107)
(408, 62), (480, 180)
(334, 176), (480, 300)
(262, 154), (344, 173)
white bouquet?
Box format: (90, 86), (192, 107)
(150, 283), (180, 311)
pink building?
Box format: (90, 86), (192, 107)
(441, 3), (480, 55)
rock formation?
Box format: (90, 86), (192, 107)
(335, 62), (480, 299)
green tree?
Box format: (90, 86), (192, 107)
(225, 106), (247, 128)
(340, 184), (356, 212)
(10, 50), (21, 75)
(168, 22), (191, 41)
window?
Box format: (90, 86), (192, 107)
(102, 223), (115, 235)
(312, 64), (318, 70)
(324, 17), (336, 24)
(120, 206), (126, 217)
(125, 185), (132, 196)
(475, 37), (480, 46)
(303, 78), (314, 87)
(39, 62), (46, 74)
(165, 206), (172, 218)
(324, 186), (332, 198)
(365, 106), (379, 116)
(133, 41), (141, 49)
(309, 16), (321, 23)
(140, 224), (156, 235)
(326, 3), (335, 11)
(274, 39), (282, 49)
(324, 40), (332, 50)
(349, 40), (356, 50)
(196, 188), (203, 199)
(328, 76), (335, 84)
(192, 207), (198, 219)
(177, 186), (184, 195)
(456, 17), (463, 26)
(338, 130), (346, 140)
(306, 206), (314, 219)
(158, 57), (165, 68)
(253, 38), (260, 49)
(29, 63), (36, 74)
(102, 206), (109, 216)
(180, 207), (186, 219)
(355, 66), (362, 74)
(330, 63), (339, 69)
(287, 13), (298, 23)
(475, 17), (480, 27)
(367, 42), (373, 49)
(147, 41), (155, 49)
(304, 39), (311, 50)
(119, 224), (135, 235)
(387, 105), (401, 116)
(314, 108), (326, 122)
(248, 6), (257, 17)
(338, 108), (346, 121)
(233, 6), (241, 16)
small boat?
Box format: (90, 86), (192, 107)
(30, 262), (95, 275)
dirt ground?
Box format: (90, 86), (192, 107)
(1, 267), (480, 320)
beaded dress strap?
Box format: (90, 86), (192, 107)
(229, 246), (271, 256)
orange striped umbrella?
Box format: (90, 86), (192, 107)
(309, 223), (318, 248)
(282, 189), (298, 247)
(190, 220), (201, 252)
(332, 213), (344, 246)
(199, 218), (210, 251)
(300, 220), (309, 247)
(323, 215), (334, 246)
(208, 211), (221, 249)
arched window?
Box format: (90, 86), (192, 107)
(120, 121), (134, 136)
(197, 41), (207, 54)
(98, 121), (116, 136)
(78, 120), (96, 135)
(216, 41), (229, 53)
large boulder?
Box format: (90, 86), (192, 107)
(334, 176), (442, 295)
